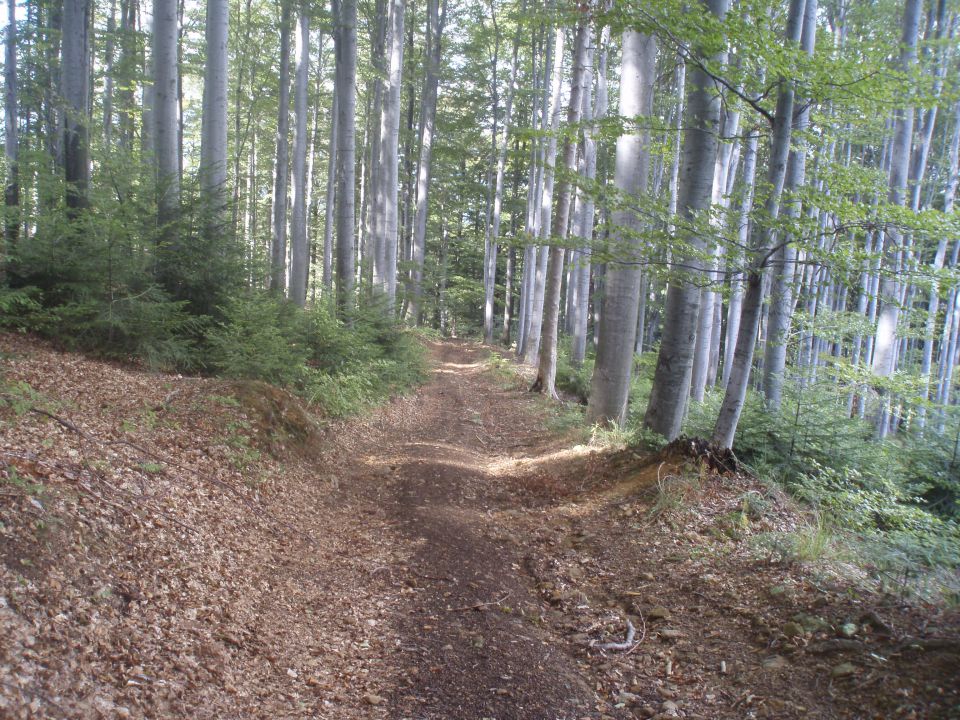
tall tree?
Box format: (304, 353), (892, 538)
(408, 0), (446, 324)
(531, 12), (591, 397)
(4, 0), (18, 261)
(153, 0), (180, 247)
(62, 0), (90, 214)
(334, 0), (358, 314)
(586, 29), (656, 425)
(200, 0), (230, 242)
(289, 0), (310, 306)
(644, 0), (730, 440)
(271, 0), (292, 293)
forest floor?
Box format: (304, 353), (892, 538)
(1, 334), (959, 720)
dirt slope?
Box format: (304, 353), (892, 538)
(1, 335), (958, 720)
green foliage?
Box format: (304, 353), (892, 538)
(206, 292), (426, 418)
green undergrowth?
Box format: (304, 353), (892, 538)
(547, 342), (960, 597)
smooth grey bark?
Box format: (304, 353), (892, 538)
(271, 0), (292, 293)
(153, 0), (179, 238)
(523, 26), (563, 367)
(334, 0), (357, 314)
(289, 1), (309, 306)
(586, 30), (656, 426)
(104, 0), (116, 145)
(322, 87), (339, 295)
(409, 0), (446, 324)
(532, 15), (591, 397)
(761, 0), (817, 410)
(62, 0), (90, 213)
(712, 0), (807, 449)
(4, 0), (18, 259)
(643, 0), (730, 441)
(571, 25), (609, 367)
(372, 0), (404, 307)
(484, 10), (522, 344)
(200, 0), (229, 243)
(872, 0), (922, 379)
(722, 128), (758, 389)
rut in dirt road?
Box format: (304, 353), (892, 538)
(347, 342), (602, 720)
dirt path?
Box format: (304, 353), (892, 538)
(339, 340), (600, 719)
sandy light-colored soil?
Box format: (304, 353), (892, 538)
(1, 335), (958, 719)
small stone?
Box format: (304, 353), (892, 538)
(839, 622), (858, 638)
(832, 662), (857, 678)
(660, 700), (679, 716)
(615, 692), (640, 705)
(658, 628), (684, 640)
(782, 621), (805, 638)
(641, 572), (655, 581)
(363, 693), (385, 706)
(647, 606), (671, 621)
(762, 655), (789, 671)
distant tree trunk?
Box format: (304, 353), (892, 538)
(484, 8), (522, 344)
(712, 0), (807, 449)
(586, 30), (656, 425)
(334, 0), (358, 314)
(571, 25), (609, 367)
(532, 15), (591, 397)
(522, 26), (561, 366)
(62, 0), (91, 215)
(761, 0), (817, 410)
(289, 0), (310, 306)
(322, 90), (339, 295)
(200, 0), (229, 243)
(644, 0), (730, 441)
(4, 0), (19, 263)
(722, 128), (759, 388)
(409, 0), (446, 324)
(373, 0), (405, 308)
(104, 0), (116, 146)
(270, 0), (292, 294)
(153, 0), (179, 246)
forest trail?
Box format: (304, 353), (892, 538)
(341, 340), (601, 718)
(2, 335), (959, 720)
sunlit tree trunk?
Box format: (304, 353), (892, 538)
(586, 30), (656, 425)
(289, 0), (309, 305)
(644, 0), (730, 440)
(532, 14), (591, 397)
(200, 0), (229, 244)
(271, 0), (292, 293)
(153, 0), (179, 245)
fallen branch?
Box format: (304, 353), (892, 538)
(599, 618), (640, 651)
(449, 592), (510, 612)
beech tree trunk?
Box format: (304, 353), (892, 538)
(200, 0), (229, 243)
(289, 1), (309, 306)
(334, 0), (357, 314)
(712, 0), (808, 449)
(4, 0), (19, 260)
(532, 15), (591, 397)
(408, 0), (446, 324)
(644, 0), (730, 441)
(153, 0), (179, 244)
(62, 0), (90, 214)
(271, 0), (292, 293)
(586, 30), (656, 426)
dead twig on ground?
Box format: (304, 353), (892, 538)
(448, 592), (511, 612)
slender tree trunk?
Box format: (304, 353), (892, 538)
(334, 0), (357, 314)
(409, 0), (446, 324)
(153, 0), (179, 252)
(104, 0), (116, 146)
(644, 0), (730, 440)
(270, 0), (292, 293)
(62, 0), (91, 215)
(531, 15), (591, 397)
(200, 0), (229, 244)
(712, 0), (807, 449)
(484, 8), (523, 344)
(289, 0), (310, 305)
(4, 0), (19, 264)
(322, 90), (339, 295)
(761, 0), (817, 410)
(586, 30), (656, 425)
